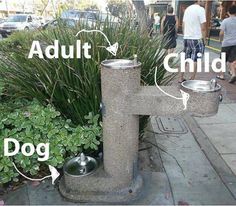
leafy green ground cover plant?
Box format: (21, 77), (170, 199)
(0, 98), (101, 184)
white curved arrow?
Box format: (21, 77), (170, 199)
(12, 162), (60, 185)
(154, 67), (190, 110)
(75, 29), (119, 56)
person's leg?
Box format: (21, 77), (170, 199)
(190, 62), (197, 80)
(228, 62), (234, 76)
(179, 40), (188, 82)
(157, 24), (160, 34)
(217, 72), (225, 79)
(230, 61), (236, 76)
(168, 48), (174, 54)
(229, 61), (236, 83)
(228, 46), (236, 83)
(155, 24), (158, 33)
(168, 40), (176, 54)
(228, 62), (232, 75)
(179, 71), (185, 82)
(216, 63), (225, 79)
(217, 47), (228, 80)
(190, 40), (203, 80)
(179, 58), (187, 83)
(189, 47), (196, 80)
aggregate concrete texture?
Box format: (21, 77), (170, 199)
(151, 116), (236, 205)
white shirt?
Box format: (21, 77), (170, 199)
(183, 4), (206, 39)
(154, 15), (160, 25)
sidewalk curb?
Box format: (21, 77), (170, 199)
(184, 114), (236, 200)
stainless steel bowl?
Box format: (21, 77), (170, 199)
(64, 154), (98, 177)
(180, 79), (222, 117)
(181, 80), (221, 93)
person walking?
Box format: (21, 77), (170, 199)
(179, 0), (206, 83)
(217, 5), (236, 84)
(161, 6), (179, 54)
(154, 13), (160, 34)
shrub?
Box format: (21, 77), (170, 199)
(0, 98), (101, 184)
(0, 18), (175, 185)
(0, 19), (173, 125)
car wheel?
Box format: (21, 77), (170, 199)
(2, 33), (7, 38)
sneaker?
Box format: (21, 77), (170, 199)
(229, 76), (236, 84)
(216, 75), (225, 80)
(178, 79), (186, 83)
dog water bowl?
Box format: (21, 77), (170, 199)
(181, 79), (222, 117)
(64, 153), (98, 177)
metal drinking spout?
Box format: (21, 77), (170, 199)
(79, 153), (88, 166)
(133, 54), (138, 64)
(80, 153), (86, 161)
(210, 78), (217, 90)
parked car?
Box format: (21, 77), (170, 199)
(61, 10), (119, 27)
(0, 18), (6, 24)
(61, 10), (97, 21)
(98, 13), (119, 23)
(36, 16), (45, 26)
(42, 18), (77, 30)
(0, 14), (40, 37)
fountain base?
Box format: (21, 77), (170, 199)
(59, 165), (143, 203)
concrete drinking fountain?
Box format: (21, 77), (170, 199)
(59, 58), (222, 203)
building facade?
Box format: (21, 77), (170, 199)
(0, 0), (60, 18)
(147, 0), (172, 17)
(174, 0), (236, 33)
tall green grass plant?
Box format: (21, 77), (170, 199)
(0, 19), (173, 125)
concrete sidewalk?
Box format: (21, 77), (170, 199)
(151, 114), (236, 205)
(195, 103), (236, 174)
(194, 103), (236, 199)
(155, 41), (236, 204)
(175, 39), (236, 181)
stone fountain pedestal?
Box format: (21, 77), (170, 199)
(59, 59), (222, 203)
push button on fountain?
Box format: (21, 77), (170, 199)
(63, 153), (98, 176)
